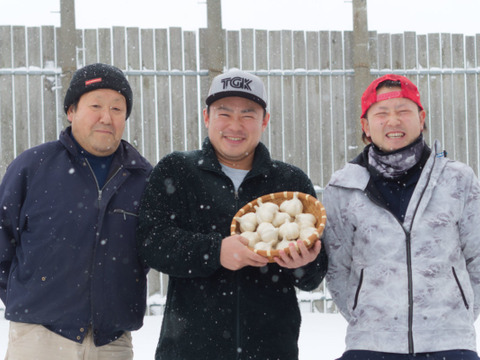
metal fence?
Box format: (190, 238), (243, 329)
(1, 26), (480, 311)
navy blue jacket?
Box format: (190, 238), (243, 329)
(0, 127), (152, 346)
(137, 137), (328, 360)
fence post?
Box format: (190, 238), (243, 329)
(352, 0), (371, 151)
(205, 0), (225, 82)
(58, 0), (77, 118)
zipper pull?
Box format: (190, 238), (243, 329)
(98, 189), (102, 202)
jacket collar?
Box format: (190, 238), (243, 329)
(59, 126), (151, 172)
(328, 139), (445, 192)
(198, 137), (272, 177)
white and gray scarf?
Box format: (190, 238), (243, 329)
(368, 135), (425, 179)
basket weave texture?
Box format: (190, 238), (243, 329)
(230, 191), (327, 262)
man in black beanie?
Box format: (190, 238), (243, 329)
(0, 63), (152, 359)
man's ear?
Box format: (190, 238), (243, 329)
(203, 107), (210, 128)
(66, 105), (74, 123)
(360, 117), (370, 137)
(419, 110), (426, 131)
(261, 112), (270, 132)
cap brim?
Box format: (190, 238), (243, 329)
(206, 91), (267, 109)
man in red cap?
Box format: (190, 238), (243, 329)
(322, 74), (480, 360)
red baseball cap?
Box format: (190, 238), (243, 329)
(360, 74), (423, 118)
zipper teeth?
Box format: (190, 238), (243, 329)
(405, 231), (414, 353)
(358, 173), (434, 354)
(84, 159), (123, 201)
(234, 188), (241, 360)
(83, 158), (124, 331)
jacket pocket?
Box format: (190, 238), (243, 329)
(352, 268), (364, 311)
(20, 214), (29, 233)
(452, 266), (469, 310)
(113, 209), (139, 220)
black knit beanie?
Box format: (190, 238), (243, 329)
(63, 63), (133, 119)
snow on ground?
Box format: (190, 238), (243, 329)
(0, 310), (347, 359)
(2, 310), (480, 359)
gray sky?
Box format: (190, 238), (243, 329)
(0, 0), (479, 35)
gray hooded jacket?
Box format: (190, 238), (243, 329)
(322, 140), (480, 354)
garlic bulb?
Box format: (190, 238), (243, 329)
(278, 220), (300, 240)
(295, 213), (317, 228)
(299, 226), (318, 240)
(256, 222), (279, 243)
(254, 198), (279, 223)
(254, 241), (274, 251)
(272, 211), (292, 227)
(256, 222), (275, 235)
(279, 192), (303, 217)
(241, 231), (260, 247)
(259, 228), (279, 244)
(276, 237), (294, 250)
(235, 212), (258, 232)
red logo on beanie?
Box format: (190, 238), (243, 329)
(85, 78), (102, 86)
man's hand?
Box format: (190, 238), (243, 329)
(273, 239), (321, 269)
(220, 235), (269, 271)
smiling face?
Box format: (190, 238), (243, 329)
(361, 86), (426, 152)
(203, 96), (270, 170)
(67, 88), (127, 156)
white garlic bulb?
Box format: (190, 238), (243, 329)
(272, 211), (292, 227)
(235, 212), (258, 232)
(254, 198), (279, 224)
(259, 228), (279, 244)
(256, 222), (279, 243)
(299, 226), (318, 240)
(256, 222), (275, 235)
(241, 231), (260, 247)
(279, 192), (303, 217)
(254, 241), (274, 251)
(276, 237), (294, 250)
(278, 220), (300, 240)
(295, 213), (317, 228)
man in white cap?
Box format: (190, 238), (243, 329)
(137, 69), (327, 360)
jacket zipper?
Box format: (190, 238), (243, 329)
(84, 159), (124, 333)
(362, 195), (417, 353)
(362, 192), (416, 354)
(217, 171), (253, 359)
(84, 159), (123, 202)
(233, 187), (241, 360)
(357, 152), (436, 354)
(405, 231), (414, 352)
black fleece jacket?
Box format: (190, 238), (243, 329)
(137, 137), (327, 360)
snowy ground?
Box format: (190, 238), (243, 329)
(2, 310), (480, 359)
(0, 310), (348, 359)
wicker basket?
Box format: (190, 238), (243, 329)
(230, 191), (327, 262)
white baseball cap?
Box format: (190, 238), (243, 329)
(206, 69), (268, 109)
